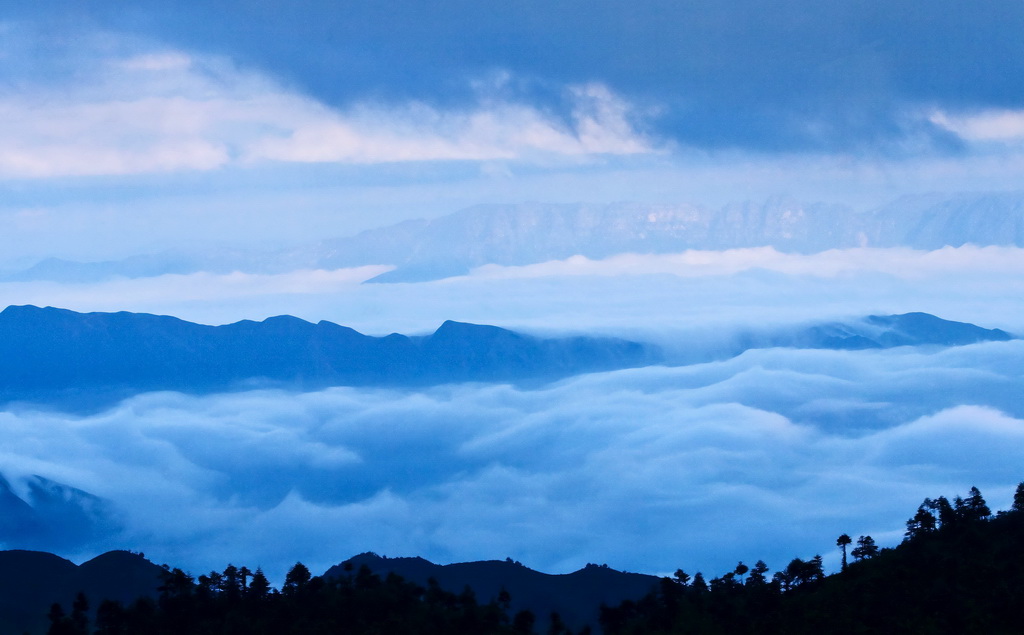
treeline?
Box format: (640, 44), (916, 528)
(46, 561), (549, 635)
(601, 482), (1024, 635)
(44, 483), (1024, 634)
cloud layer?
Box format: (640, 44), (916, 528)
(3, 246), (1021, 338)
(1, 340), (1021, 582)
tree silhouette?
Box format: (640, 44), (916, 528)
(905, 502), (937, 540)
(931, 496), (957, 528)
(248, 568), (271, 600)
(283, 562), (311, 595)
(747, 560), (770, 587)
(836, 534), (852, 571)
(1014, 482), (1024, 513)
(734, 561), (749, 583)
(960, 486), (991, 521)
(851, 535), (878, 560)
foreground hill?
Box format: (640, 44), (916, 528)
(16, 482), (1024, 634)
(600, 484), (1024, 635)
(0, 550), (163, 635)
(0, 305), (657, 408)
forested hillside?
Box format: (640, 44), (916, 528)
(32, 482), (1024, 635)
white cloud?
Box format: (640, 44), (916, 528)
(931, 109), (1024, 142)
(0, 35), (658, 179)
(469, 245), (1024, 280)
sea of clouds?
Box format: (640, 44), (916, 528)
(1, 246), (1022, 583)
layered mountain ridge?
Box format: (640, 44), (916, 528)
(0, 306), (1013, 411)
(6, 191), (1024, 284)
(0, 305), (657, 408)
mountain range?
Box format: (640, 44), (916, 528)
(0, 306), (1013, 413)
(5, 191), (1024, 284)
(326, 553), (660, 633)
(0, 549), (657, 635)
(0, 305), (657, 409)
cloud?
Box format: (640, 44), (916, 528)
(248, 83), (654, 164)
(0, 30), (658, 179)
(28, 0), (1023, 155)
(469, 245), (1024, 281)
(1, 341), (1022, 581)
(931, 109), (1024, 143)
(3, 245), (1021, 338)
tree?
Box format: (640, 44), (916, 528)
(960, 486), (991, 521)
(851, 535), (878, 560)
(836, 534), (852, 571)
(673, 568), (690, 586)
(512, 610), (536, 633)
(747, 560), (770, 587)
(248, 568), (271, 600)
(931, 496), (957, 528)
(734, 561), (749, 583)
(47, 603), (73, 635)
(94, 600), (127, 635)
(71, 593), (89, 635)
(1014, 482), (1024, 513)
(905, 503), (937, 540)
(283, 562), (311, 595)
(691, 572), (708, 593)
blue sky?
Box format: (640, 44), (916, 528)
(2, 1), (1024, 261)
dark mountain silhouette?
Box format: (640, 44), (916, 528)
(7, 192), (1024, 284)
(0, 550), (163, 635)
(325, 553), (661, 634)
(13, 483), (1024, 634)
(0, 305), (658, 409)
(600, 483), (1024, 635)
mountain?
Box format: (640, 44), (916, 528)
(325, 553), (661, 634)
(0, 550), (163, 635)
(756, 312), (1015, 351)
(0, 306), (658, 408)
(9, 192), (1024, 284)
(0, 473), (119, 552)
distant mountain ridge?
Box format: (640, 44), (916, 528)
(0, 307), (1013, 410)
(754, 312), (1014, 351)
(6, 191), (1024, 283)
(0, 305), (657, 408)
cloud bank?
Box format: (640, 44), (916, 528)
(1, 341), (1021, 581)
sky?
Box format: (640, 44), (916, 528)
(2, 1), (1024, 261)
(2, 1), (1024, 586)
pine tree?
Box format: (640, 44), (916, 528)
(836, 534), (852, 571)
(851, 535), (878, 560)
